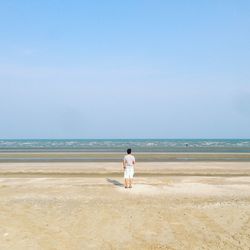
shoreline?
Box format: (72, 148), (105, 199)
(1, 152), (250, 162)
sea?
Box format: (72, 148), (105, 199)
(0, 139), (250, 153)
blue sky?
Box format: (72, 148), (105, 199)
(0, 0), (250, 139)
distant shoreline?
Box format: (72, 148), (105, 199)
(1, 152), (250, 162)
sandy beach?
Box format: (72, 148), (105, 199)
(1, 162), (250, 250)
(2, 0), (250, 248)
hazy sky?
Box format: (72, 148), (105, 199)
(0, 0), (250, 139)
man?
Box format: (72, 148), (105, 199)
(123, 148), (135, 188)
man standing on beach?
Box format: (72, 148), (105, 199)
(123, 148), (135, 188)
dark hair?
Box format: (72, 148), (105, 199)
(127, 148), (132, 154)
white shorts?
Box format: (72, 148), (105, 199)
(124, 167), (134, 179)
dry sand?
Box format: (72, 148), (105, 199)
(0, 162), (250, 249)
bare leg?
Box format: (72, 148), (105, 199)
(124, 178), (128, 188)
(129, 178), (132, 188)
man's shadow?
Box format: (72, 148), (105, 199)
(106, 178), (123, 187)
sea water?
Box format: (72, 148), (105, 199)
(0, 139), (250, 153)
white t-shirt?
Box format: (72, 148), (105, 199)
(124, 154), (135, 167)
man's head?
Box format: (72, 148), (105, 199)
(127, 148), (132, 154)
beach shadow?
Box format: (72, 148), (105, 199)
(106, 178), (123, 187)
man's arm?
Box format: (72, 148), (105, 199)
(123, 159), (126, 170)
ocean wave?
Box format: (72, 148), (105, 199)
(0, 139), (250, 152)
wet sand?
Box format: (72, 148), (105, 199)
(0, 162), (250, 249)
(1, 152), (250, 162)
